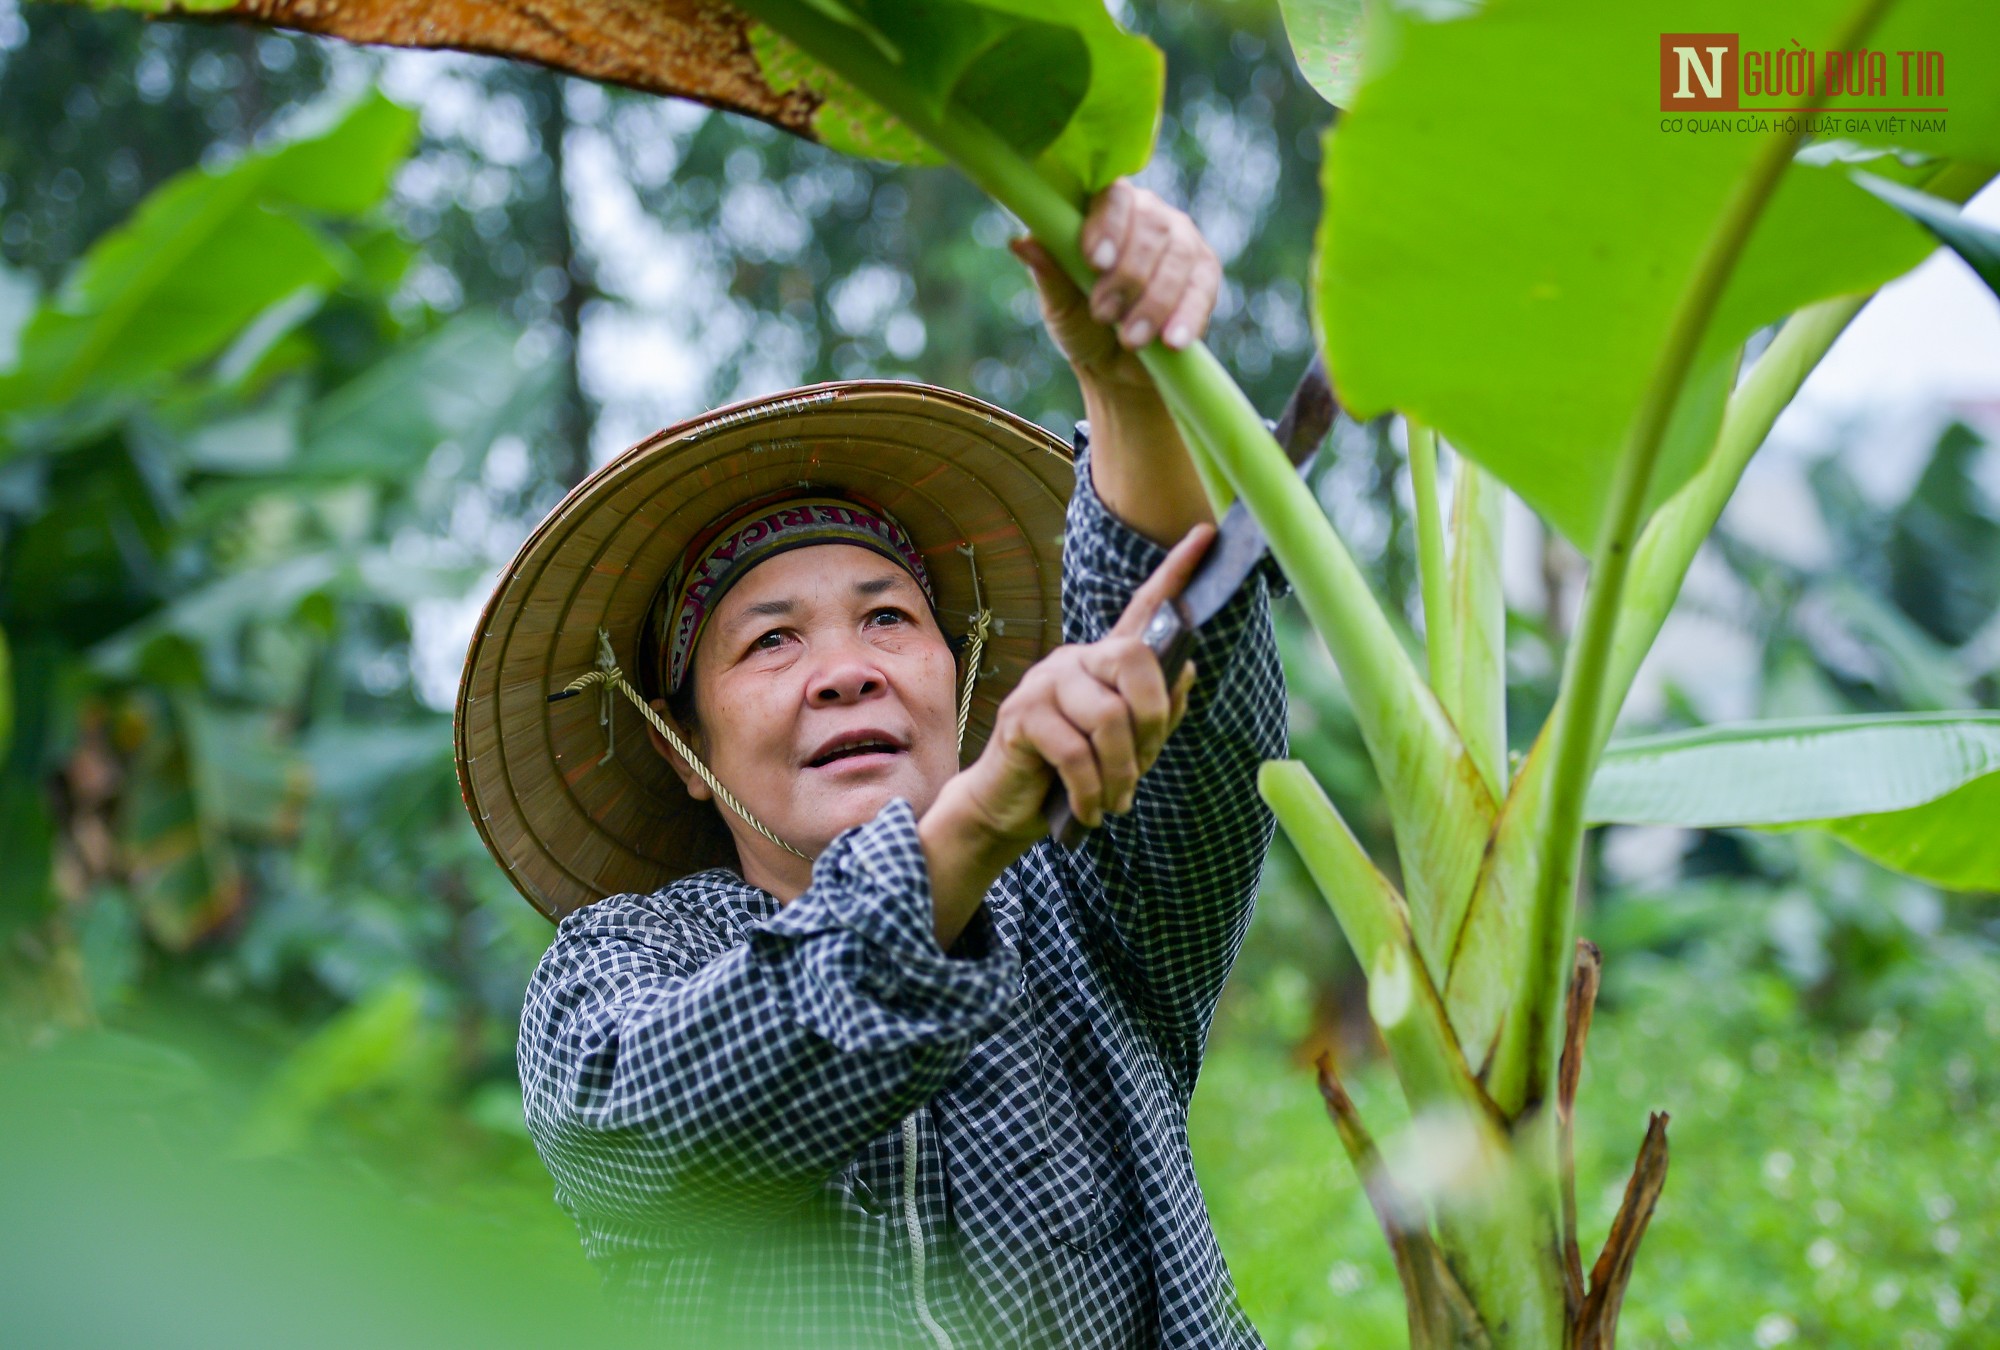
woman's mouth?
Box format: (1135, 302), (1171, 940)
(805, 731), (909, 770)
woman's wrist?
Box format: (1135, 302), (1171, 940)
(1079, 371), (1172, 429)
(916, 777), (1030, 951)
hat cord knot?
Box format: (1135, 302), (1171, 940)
(954, 542), (993, 757)
(549, 628), (811, 862)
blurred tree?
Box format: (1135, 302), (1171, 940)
(0, 4), (597, 497)
(0, 93), (555, 1098)
(0, 3), (334, 283)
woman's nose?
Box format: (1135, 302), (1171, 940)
(805, 639), (885, 705)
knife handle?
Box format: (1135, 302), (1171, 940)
(1042, 596), (1197, 848)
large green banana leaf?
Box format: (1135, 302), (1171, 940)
(1292, 0), (1998, 547)
(1589, 713), (2000, 891)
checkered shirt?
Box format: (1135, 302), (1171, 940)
(518, 435), (1289, 1348)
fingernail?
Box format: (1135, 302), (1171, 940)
(1164, 322), (1191, 349)
(1091, 239), (1117, 269)
(1122, 319), (1153, 347)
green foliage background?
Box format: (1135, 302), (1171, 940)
(0, 2), (1995, 1346)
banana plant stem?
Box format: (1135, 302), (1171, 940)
(1505, 0), (1899, 1114)
(1447, 461), (1509, 800)
(1408, 418), (1452, 689)
(1153, 338), (1496, 944)
(1594, 294), (1865, 751)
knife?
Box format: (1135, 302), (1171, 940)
(1043, 355), (1339, 847)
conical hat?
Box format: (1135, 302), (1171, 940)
(454, 381), (1076, 921)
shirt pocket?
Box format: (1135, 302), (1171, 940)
(830, 1134), (900, 1224)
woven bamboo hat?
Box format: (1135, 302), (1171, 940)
(454, 380), (1076, 922)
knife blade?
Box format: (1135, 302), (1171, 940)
(1043, 355), (1339, 847)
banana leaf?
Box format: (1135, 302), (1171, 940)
(1297, 0), (1997, 546)
(112, 0), (1159, 190)
(1276, 0), (1367, 109)
(1853, 171), (2000, 299)
(1589, 713), (2000, 891)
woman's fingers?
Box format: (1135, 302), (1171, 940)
(994, 648), (1197, 833)
(1091, 202), (1172, 335)
(1161, 251), (1221, 351)
(1080, 182), (1221, 351)
(1079, 637), (1172, 774)
(1053, 669), (1138, 815)
(1009, 234), (1122, 375)
(1114, 214), (1217, 350)
(987, 516), (1218, 833)
(1019, 177), (1222, 390)
(1017, 698), (1107, 828)
(1008, 236), (1085, 321)
(1116, 234), (1195, 351)
(1080, 179), (1135, 274)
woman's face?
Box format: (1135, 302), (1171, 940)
(660, 542), (963, 866)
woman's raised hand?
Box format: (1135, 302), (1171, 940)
(1008, 180), (1221, 395)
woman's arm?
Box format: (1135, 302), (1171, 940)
(517, 798), (1017, 1242)
(1050, 436), (1288, 1100)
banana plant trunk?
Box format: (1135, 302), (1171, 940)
(1312, 941), (1667, 1350)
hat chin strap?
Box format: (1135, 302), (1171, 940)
(550, 546), (993, 871)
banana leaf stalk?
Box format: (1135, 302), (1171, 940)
(1511, 0), (1902, 1121)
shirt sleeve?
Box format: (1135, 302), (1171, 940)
(1051, 431), (1289, 1099)
(517, 798), (1017, 1243)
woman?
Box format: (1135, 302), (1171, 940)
(456, 182), (1288, 1347)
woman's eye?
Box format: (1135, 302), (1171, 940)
(867, 608), (909, 627)
(751, 629), (788, 651)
